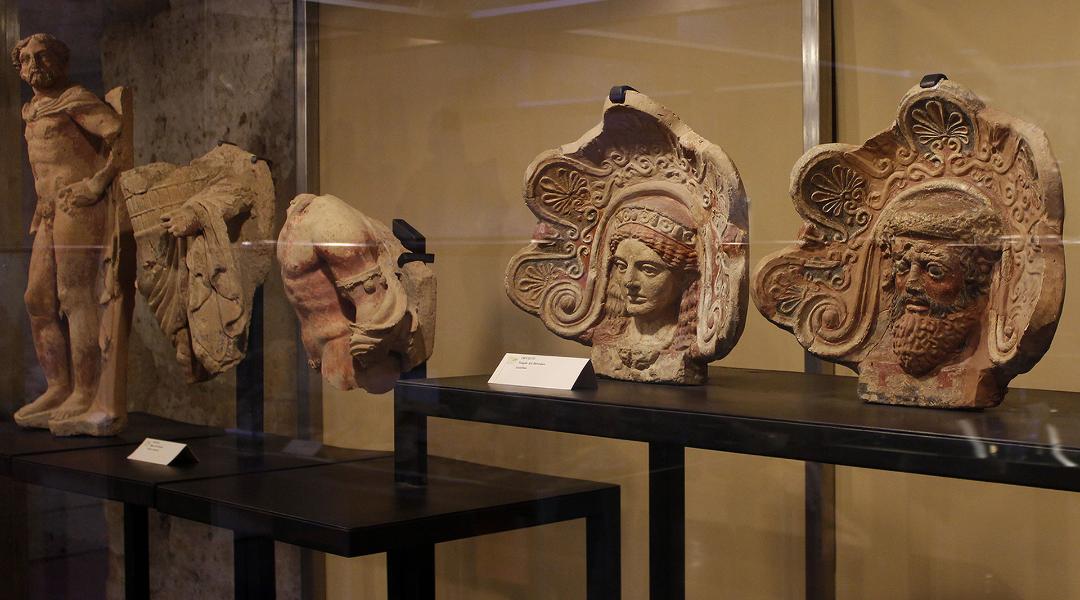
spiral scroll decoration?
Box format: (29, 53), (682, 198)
(506, 93), (748, 359)
(754, 79), (1063, 377)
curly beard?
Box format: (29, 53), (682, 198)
(889, 293), (980, 377)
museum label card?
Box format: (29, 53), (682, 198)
(127, 438), (199, 466)
(283, 439), (323, 457)
(488, 353), (597, 390)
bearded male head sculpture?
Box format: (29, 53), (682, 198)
(754, 77), (1064, 408)
(506, 88), (748, 384)
(878, 183), (1004, 378)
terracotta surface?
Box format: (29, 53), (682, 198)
(12, 34), (136, 436)
(754, 78), (1065, 408)
(278, 194), (436, 393)
(506, 90), (748, 384)
(117, 144), (275, 382)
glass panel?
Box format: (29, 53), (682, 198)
(317, 1), (805, 597)
(835, 2), (1080, 598)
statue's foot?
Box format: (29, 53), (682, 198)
(49, 410), (126, 438)
(14, 408), (53, 429)
(48, 390), (94, 422)
(13, 386), (72, 429)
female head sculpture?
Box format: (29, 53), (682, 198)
(753, 77), (1064, 408)
(506, 89), (748, 384)
(593, 196), (700, 378)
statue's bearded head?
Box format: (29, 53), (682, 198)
(11, 33), (69, 91)
(877, 185), (1004, 377)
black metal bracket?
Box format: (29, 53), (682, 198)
(393, 219), (434, 268)
(609, 84), (638, 104)
(392, 219), (432, 381)
(920, 73), (948, 88)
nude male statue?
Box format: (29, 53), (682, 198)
(277, 194), (435, 393)
(12, 34), (127, 432)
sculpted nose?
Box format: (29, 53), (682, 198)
(904, 264), (924, 293)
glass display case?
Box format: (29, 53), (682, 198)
(2, 1), (1079, 599)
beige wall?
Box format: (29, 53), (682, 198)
(834, 1), (1080, 598)
(318, 0), (1080, 598)
(318, 1), (806, 598)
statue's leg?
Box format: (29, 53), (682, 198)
(322, 336), (360, 391)
(48, 207), (107, 422)
(51, 200), (133, 437)
(14, 221), (73, 428)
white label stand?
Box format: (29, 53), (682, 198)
(127, 438), (199, 466)
(488, 353), (597, 391)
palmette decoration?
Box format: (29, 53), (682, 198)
(506, 89), (748, 384)
(753, 77), (1065, 408)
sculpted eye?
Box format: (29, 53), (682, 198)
(927, 263), (946, 279)
(640, 264), (660, 276)
(613, 259), (627, 272)
(894, 258), (910, 274)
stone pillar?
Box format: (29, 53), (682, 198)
(0, 6), (28, 586)
(0, 0), (24, 415)
(101, 1), (301, 597)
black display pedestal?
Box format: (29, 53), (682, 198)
(395, 367), (1080, 600)
(1, 412), (621, 600)
(2, 415), (379, 600)
(1, 413), (224, 600)
(156, 456), (621, 600)
(0, 412), (223, 477)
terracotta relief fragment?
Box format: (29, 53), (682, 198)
(277, 194), (436, 393)
(505, 89), (749, 384)
(118, 144), (275, 382)
(753, 77), (1065, 408)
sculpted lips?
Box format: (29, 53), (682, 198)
(899, 291), (932, 315)
(905, 299), (930, 314)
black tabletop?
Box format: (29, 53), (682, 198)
(156, 456), (618, 557)
(0, 412), (223, 477)
(396, 368), (1080, 492)
(11, 430), (386, 506)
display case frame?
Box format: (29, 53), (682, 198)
(7, 0), (1076, 598)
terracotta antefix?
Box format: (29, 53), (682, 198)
(506, 89), (748, 384)
(12, 34), (136, 436)
(118, 144), (274, 382)
(277, 194), (436, 393)
(754, 77), (1065, 408)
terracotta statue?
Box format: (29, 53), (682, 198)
(277, 194), (435, 393)
(117, 144), (275, 381)
(754, 77), (1065, 408)
(12, 33), (136, 436)
(505, 89), (748, 384)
